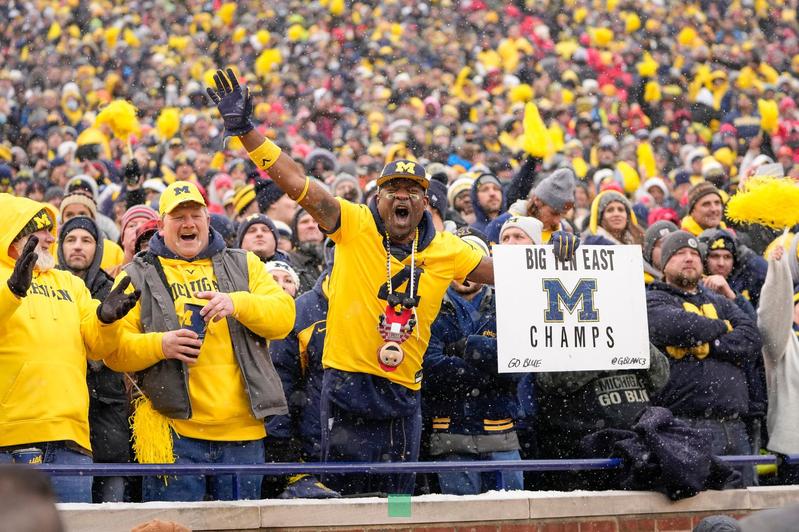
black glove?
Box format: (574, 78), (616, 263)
(98, 277), (141, 324)
(205, 68), (254, 137)
(444, 337), (467, 357)
(550, 230), (580, 262)
(8, 235), (38, 298)
(123, 158), (142, 188)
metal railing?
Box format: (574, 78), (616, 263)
(31, 454), (797, 500)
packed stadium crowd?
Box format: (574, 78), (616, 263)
(1, 0), (799, 505)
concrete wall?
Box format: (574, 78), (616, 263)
(58, 486), (799, 532)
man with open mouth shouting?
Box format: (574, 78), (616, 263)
(208, 68), (494, 496)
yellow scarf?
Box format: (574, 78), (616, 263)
(680, 215), (727, 236)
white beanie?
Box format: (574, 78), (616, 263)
(499, 216), (543, 244)
(447, 176), (474, 205)
(701, 158), (724, 177)
(265, 261), (300, 288)
(642, 177), (669, 198)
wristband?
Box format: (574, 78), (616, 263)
(296, 176), (311, 203)
(247, 138), (282, 171)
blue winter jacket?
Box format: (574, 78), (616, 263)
(267, 272), (328, 460)
(647, 281), (762, 419)
(423, 286), (526, 435)
(469, 177), (505, 233)
(728, 248), (767, 309)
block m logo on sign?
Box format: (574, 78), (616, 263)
(542, 278), (598, 322)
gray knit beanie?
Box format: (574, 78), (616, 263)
(693, 515), (741, 532)
(660, 230), (702, 270)
(643, 220), (679, 265)
(533, 168), (576, 213)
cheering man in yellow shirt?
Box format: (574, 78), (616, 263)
(208, 69), (495, 495)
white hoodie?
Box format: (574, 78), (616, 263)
(758, 254), (799, 454)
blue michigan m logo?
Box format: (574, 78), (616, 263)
(542, 279), (598, 322)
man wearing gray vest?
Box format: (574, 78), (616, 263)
(103, 181), (295, 501)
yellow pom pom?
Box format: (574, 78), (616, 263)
(644, 80), (662, 102)
(555, 39), (578, 60)
(390, 23), (403, 36)
(677, 27), (698, 47)
(637, 142), (657, 180)
(617, 161), (641, 193)
(625, 12), (641, 33)
(232, 27), (247, 44)
(94, 99), (141, 141)
(714, 147), (735, 168)
(218, 2), (237, 25)
(156, 108), (180, 140)
(572, 157), (589, 178)
(574, 7), (587, 23)
(104, 26), (120, 48)
(256, 29), (271, 46)
(509, 84), (534, 103)
(47, 22), (62, 41)
(287, 24), (308, 42)
(68, 24), (81, 39)
(758, 99), (779, 135)
(330, 0), (345, 16)
(637, 52), (658, 78)
(255, 48), (282, 77)
(522, 102), (550, 158)
(726, 177), (799, 229)
(123, 28), (140, 48)
(131, 396), (175, 466)
(591, 27), (614, 47)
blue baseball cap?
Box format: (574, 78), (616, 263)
(376, 159), (429, 189)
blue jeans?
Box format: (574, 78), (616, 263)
(0, 442), (92, 503)
(437, 449), (524, 495)
(142, 433), (265, 502)
(680, 417), (754, 487)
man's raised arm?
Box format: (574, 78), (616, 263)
(207, 68), (341, 232)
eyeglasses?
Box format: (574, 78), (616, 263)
(383, 191), (423, 201)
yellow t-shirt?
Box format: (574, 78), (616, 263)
(325, 199), (483, 390)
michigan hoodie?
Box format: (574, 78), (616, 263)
(0, 194), (116, 452)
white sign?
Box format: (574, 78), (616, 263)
(494, 245), (650, 373)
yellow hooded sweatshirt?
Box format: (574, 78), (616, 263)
(0, 194), (116, 452)
(104, 247), (295, 441)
